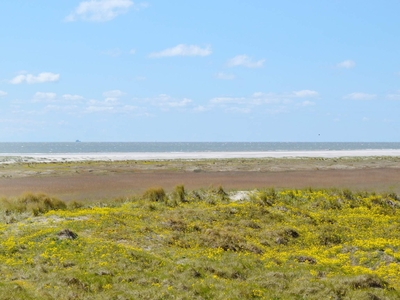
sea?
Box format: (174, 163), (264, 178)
(1, 142), (400, 153)
(0, 142), (400, 163)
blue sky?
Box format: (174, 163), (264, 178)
(1, 0), (399, 142)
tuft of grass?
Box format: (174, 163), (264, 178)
(173, 184), (186, 203)
(1, 193), (66, 216)
(142, 187), (167, 202)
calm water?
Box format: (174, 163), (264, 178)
(1, 142), (400, 154)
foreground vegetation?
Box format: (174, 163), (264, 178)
(1, 187), (400, 299)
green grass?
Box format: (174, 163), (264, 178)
(0, 187), (400, 299)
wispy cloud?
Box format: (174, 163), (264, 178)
(146, 94), (192, 108)
(387, 95), (400, 100)
(62, 94), (85, 101)
(10, 72), (60, 84)
(226, 107), (251, 114)
(210, 97), (248, 105)
(149, 44), (212, 58)
(43, 104), (80, 113)
(336, 60), (356, 69)
(0, 90), (7, 97)
(129, 49), (136, 55)
(65, 0), (146, 22)
(299, 100), (315, 107)
(193, 105), (209, 112)
(32, 92), (85, 103)
(343, 92), (376, 100)
(215, 72), (235, 80)
(33, 92), (57, 102)
(208, 90), (318, 113)
(292, 90), (319, 97)
(103, 89), (125, 98)
(387, 92), (400, 100)
(227, 55), (265, 68)
(84, 97), (141, 114)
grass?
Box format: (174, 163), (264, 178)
(0, 187), (400, 299)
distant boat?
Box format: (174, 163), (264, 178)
(75, 140), (81, 143)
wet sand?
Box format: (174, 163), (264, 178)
(1, 157), (400, 201)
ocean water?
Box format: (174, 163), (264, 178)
(1, 142), (400, 154)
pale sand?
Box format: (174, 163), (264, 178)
(1, 149), (400, 163)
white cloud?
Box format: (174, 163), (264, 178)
(193, 105), (209, 112)
(32, 92), (85, 103)
(121, 105), (138, 112)
(215, 72), (235, 80)
(65, 0), (139, 22)
(103, 89), (125, 98)
(226, 107), (251, 114)
(62, 94), (85, 101)
(387, 92), (400, 100)
(10, 72), (60, 84)
(140, 94), (193, 109)
(227, 55), (265, 68)
(86, 106), (115, 112)
(105, 97), (119, 103)
(383, 118), (394, 123)
(149, 44), (212, 58)
(211, 94), (285, 106)
(292, 90), (319, 97)
(33, 92), (57, 101)
(300, 100), (315, 106)
(43, 104), (79, 112)
(210, 97), (247, 105)
(252, 92), (263, 98)
(209, 90), (319, 114)
(84, 98), (142, 114)
(0, 90), (7, 97)
(336, 60), (356, 69)
(343, 92), (376, 100)
(130, 49), (136, 55)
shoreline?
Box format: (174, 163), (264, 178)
(1, 149), (400, 163)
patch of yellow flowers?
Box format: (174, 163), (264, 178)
(0, 188), (399, 299)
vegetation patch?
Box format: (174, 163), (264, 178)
(0, 187), (400, 299)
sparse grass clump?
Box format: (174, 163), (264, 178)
(142, 187), (167, 202)
(1, 192), (66, 218)
(0, 187), (400, 299)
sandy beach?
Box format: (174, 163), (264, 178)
(1, 154), (400, 201)
(1, 149), (400, 163)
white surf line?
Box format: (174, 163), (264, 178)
(1, 149), (400, 163)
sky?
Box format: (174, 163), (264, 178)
(1, 0), (400, 142)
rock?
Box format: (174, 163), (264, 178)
(296, 256), (316, 264)
(57, 229), (78, 240)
